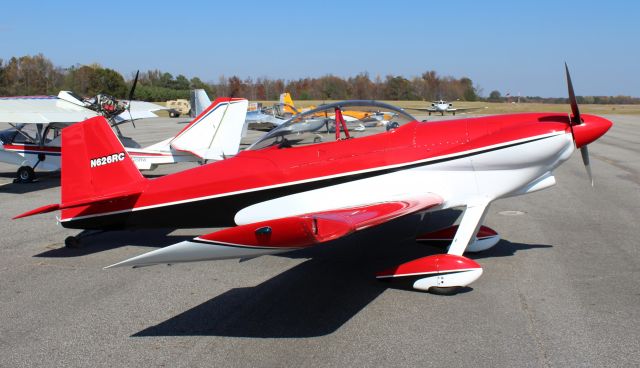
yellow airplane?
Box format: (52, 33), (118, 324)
(282, 92), (397, 125)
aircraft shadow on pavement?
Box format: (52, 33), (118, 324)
(423, 239), (553, 259)
(132, 210), (552, 339)
(469, 240), (552, 259)
(0, 172), (60, 193)
(33, 228), (193, 258)
(133, 221), (428, 339)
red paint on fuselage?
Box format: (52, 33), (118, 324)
(59, 113), (584, 225)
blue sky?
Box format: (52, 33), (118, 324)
(1, 0), (638, 97)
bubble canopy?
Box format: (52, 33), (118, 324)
(248, 100), (416, 150)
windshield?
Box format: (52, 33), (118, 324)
(0, 124), (37, 144)
(248, 100), (415, 150)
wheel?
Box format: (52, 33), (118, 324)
(313, 136), (322, 143)
(15, 166), (35, 183)
(428, 286), (463, 295)
(64, 236), (81, 248)
(386, 122), (400, 131)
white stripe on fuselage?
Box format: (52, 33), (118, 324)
(234, 133), (573, 224)
(61, 132), (568, 223)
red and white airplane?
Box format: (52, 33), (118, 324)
(15, 66), (612, 293)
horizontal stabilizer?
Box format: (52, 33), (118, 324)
(13, 203), (60, 219)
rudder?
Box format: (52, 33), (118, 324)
(279, 92), (297, 114)
(62, 116), (145, 205)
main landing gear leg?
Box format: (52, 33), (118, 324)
(65, 230), (106, 248)
(447, 200), (492, 256)
(429, 199), (491, 295)
(377, 200), (491, 294)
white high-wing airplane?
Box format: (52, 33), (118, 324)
(410, 99), (484, 116)
(0, 92), (248, 181)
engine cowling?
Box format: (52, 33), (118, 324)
(376, 254), (482, 292)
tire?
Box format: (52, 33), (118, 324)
(16, 166), (35, 183)
(64, 236), (81, 248)
(428, 286), (463, 295)
(386, 122), (400, 131)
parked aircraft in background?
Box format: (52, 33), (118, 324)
(0, 77), (165, 182)
(245, 93), (302, 130)
(247, 92), (400, 132)
(124, 98), (248, 170)
(189, 89), (212, 118)
(409, 99), (484, 116)
(15, 66), (612, 294)
(0, 96), (248, 180)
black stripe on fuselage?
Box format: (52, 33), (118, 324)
(63, 135), (555, 230)
(377, 270), (471, 289)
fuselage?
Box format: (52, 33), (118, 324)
(0, 143), (61, 171)
(433, 101), (451, 112)
(60, 113), (581, 230)
(0, 140), (194, 172)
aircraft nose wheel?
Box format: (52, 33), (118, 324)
(15, 166), (35, 183)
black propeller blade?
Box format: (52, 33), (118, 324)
(127, 70), (139, 128)
(581, 144), (593, 186)
(565, 62), (581, 125)
(565, 63), (593, 186)
(128, 70), (139, 101)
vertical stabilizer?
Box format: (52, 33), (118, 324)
(280, 92), (297, 115)
(61, 116), (145, 206)
(189, 89), (212, 118)
(170, 98), (248, 160)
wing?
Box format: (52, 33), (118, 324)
(406, 107), (437, 112)
(446, 107), (484, 113)
(106, 193), (443, 268)
(0, 96), (98, 124)
(113, 101), (167, 122)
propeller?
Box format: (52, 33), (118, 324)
(126, 70), (140, 128)
(565, 63), (593, 186)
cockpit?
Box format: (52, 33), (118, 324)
(248, 100), (416, 150)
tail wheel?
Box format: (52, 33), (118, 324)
(64, 236), (81, 248)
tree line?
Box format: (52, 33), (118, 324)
(1, 54), (638, 104)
